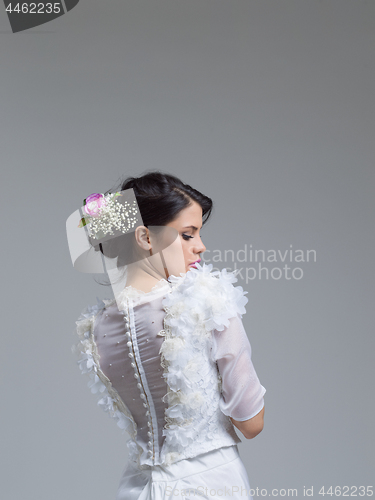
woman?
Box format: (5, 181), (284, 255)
(70, 172), (266, 500)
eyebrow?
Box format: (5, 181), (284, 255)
(182, 225), (200, 230)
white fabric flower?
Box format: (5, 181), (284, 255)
(164, 425), (191, 448)
(76, 318), (93, 338)
(182, 359), (201, 382)
(98, 395), (115, 413)
(165, 404), (185, 420)
(206, 295), (227, 315)
(165, 365), (186, 390)
(159, 337), (185, 361)
(189, 306), (205, 323)
(168, 300), (186, 316)
(162, 390), (185, 406)
(114, 410), (133, 431)
(77, 351), (95, 374)
(88, 373), (106, 394)
(183, 391), (205, 409)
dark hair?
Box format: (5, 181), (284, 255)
(107, 171), (213, 227)
(93, 171), (213, 286)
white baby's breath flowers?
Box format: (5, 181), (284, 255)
(87, 195), (139, 240)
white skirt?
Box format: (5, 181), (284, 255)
(115, 445), (253, 500)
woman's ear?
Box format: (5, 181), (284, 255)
(134, 226), (152, 251)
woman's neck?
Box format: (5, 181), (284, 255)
(125, 263), (166, 294)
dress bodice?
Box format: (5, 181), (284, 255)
(73, 263), (266, 468)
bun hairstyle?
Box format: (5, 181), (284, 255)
(116, 171), (213, 227)
(93, 171), (213, 284)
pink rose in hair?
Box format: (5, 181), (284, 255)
(84, 193), (106, 217)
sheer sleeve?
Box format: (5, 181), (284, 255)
(212, 313), (266, 421)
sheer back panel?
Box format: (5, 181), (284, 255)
(94, 294), (168, 455)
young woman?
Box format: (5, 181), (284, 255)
(70, 172), (266, 500)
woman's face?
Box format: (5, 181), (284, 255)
(164, 201), (207, 275)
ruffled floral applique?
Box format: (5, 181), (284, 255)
(158, 262), (246, 464)
(72, 297), (142, 464)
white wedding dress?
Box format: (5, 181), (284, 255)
(73, 263), (266, 499)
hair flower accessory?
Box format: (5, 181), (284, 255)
(77, 191), (139, 240)
(83, 193), (108, 217)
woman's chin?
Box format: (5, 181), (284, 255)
(165, 267), (188, 278)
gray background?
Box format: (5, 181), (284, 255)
(1, 1), (374, 499)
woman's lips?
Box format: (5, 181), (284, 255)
(189, 259), (201, 268)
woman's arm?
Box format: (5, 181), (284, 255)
(230, 405), (265, 439)
(212, 313), (266, 436)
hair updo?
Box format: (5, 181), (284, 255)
(93, 171), (213, 284)
(114, 171), (213, 226)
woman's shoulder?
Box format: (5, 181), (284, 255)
(76, 297), (115, 318)
(75, 297), (114, 337)
(165, 262), (249, 332)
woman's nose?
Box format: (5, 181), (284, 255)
(195, 237), (206, 254)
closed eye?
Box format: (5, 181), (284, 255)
(182, 234), (193, 241)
